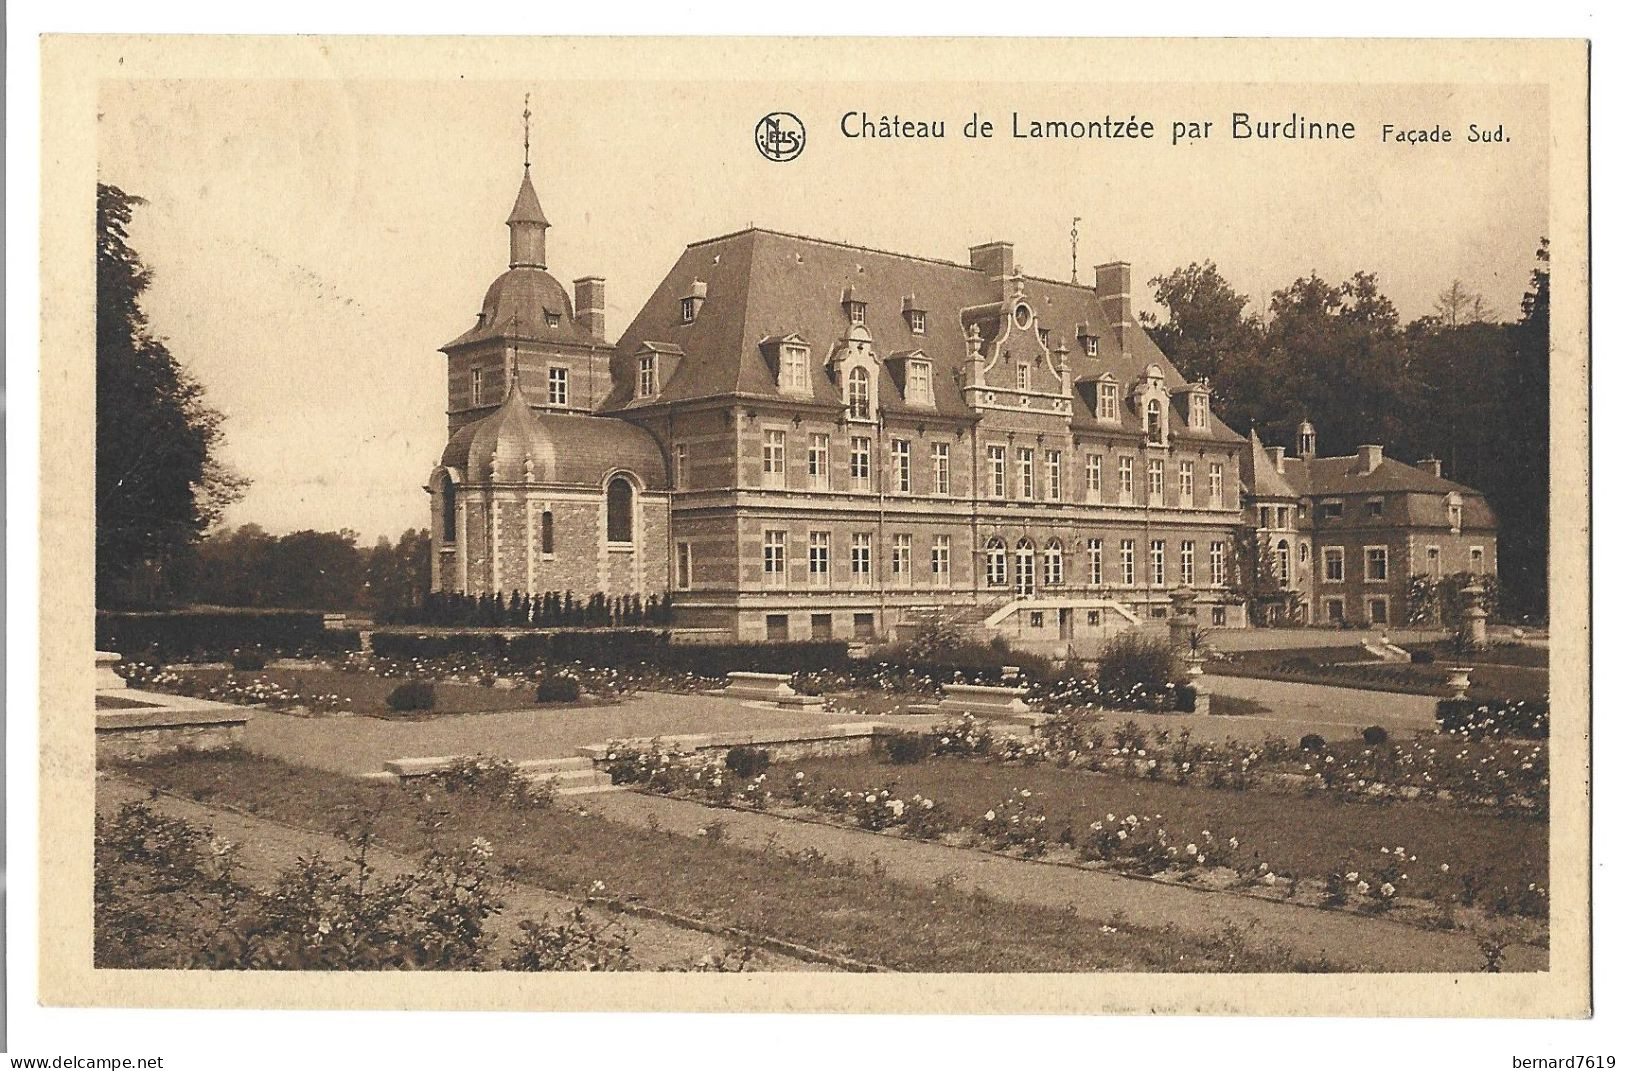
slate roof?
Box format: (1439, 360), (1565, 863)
(1274, 453), (1496, 528)
(1241, 429), (1301, 499)
(601, 227), (1242, 444)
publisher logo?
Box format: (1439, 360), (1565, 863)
(755, 112), (806, 162)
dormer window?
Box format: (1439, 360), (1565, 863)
(906, 359), (932, 405)
(779, 345), (809, 392)
(1446, 493), (1463, 533)
(637, 354), (657, 398)
(1077, 328), (1101, 357)
(1145, 397), (1164, 443)
(680, 297), (698, 324)
(1037, 327), (1050, 349)
(907, 309), (927, 335)
(846, 366), (871, 420)
(1190, 392), (1210, 430)
(1098, 382), (1119, 421)
(545, 313), (561, 328)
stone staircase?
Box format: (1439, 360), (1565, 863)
(518, 756), (622, 797)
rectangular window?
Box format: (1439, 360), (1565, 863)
(1470, 546), (1485, 573)
(680, 297), (697, 323)
(1120, 540), (1136, 586)
(1118, 456), (1134, 500)
(1276, 506), (1290, 529)
(469, 367), (485, 406)
(1180, 540), (1196, 586)
(1150, 539), (1166, 586)
(1190, 392), (1209, 429)
(1037, 327), (1050, 348)
(675, 542), (692, 590)
(1046, 450), (1063, 500)
(1319, 500), (1344, 521)
(849, 302), (866, 326)
(849, 436), (871, 489)
(853, 612), (876, 639)
(1179, 461), (1195, 504)
(931, 535), (951, 588)
(765, 614), (789, 641)
(851, 533), (872, 585)
(808, 433), (830, 489)
(1147, 459), (1165, 503)
(1259, 506), (1271, 528)
(1086, 454), (1103, 498)
(1016, 447), (1035, 499)
(891, 439), (912, 494)
(1085, 335), (1100, 358)
(1368, 597), (1390, 626)
(1029, 610), (1044, 629)
(780, 347), (808, 392)
(761, 429), (786, 488)
(548, 366), (568, 407)
(892, 533), (911, 578)
(988, 445), (1007, 499)
(638, 354), (657, 398)
(1086, 539), (1104, 585)
(908, 310), (928, 335)
(1326, 597), (1346, 624)
(1016, 362), (1031, 391)
(1210, 541), (1227, 586)
(1365, 546), (1389, 582)
(907, 359), (931, 403)
(1323, 547), (1346, 582)
(811, 613), (833, 640)
(932, 442), (951, 495)
(673, 443), (689, 490)
(1209, 462), (1223, 504)
(1098, 383), (1119, 420)
(762, 530), (787, 586)
(1427, 545), (1441, 578)
(808, 531), (830, 587)
(1365, 498), (1383, 518)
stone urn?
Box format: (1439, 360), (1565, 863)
(1444, 666), (1473, 699)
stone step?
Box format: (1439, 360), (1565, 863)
(516, 756), (594, 774)
(524, 767), (611, 788)
(556, 783), (629, 798)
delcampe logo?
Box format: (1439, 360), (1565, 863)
(754, 112), (806, 162)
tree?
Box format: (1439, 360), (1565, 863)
(1498, 240), (1550, 618)
(97, 184), (243, 605)
(1140, 261), (1264, 411)
(1433, 279), (1496, 326)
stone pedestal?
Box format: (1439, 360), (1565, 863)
(1461, 583), (1489, 650)
(722, 671), (798, 702)
(1168, 587), (1199, 658)
(95, 650), (126, 691)
(1445, 666), (1473, 699)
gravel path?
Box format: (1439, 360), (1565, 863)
(579, 790), (1545, 973)
(97, 773), (828, 972)
(1200, 676), (1439, 742)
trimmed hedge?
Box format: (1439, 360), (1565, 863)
(370, 629), (851, 677)
(1436, 696), (1549, 739)
(96, 609), (361, 661)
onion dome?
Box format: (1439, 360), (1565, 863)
(440, 375), (553, 484)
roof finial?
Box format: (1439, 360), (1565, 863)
(1070, 216), (1081, 285)
(522, 93), (532, 171)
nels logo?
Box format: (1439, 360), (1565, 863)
(755, 112), (806, 162)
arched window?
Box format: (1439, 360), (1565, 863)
(1275, 538), (1291, 584)
(607, 477), (634, 544)
(1043, 539), (1064, 587)
(847, 366), (871, 420)
(1013, 539), (1036, 596)
(439, 475), (457, 543)
(1145, 398), (1163, 443)
(541, 509), (555, 555)
(985, 537), (1008, 588)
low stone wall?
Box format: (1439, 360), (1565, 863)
(96, 705), (249, 763)
(578, 722), (889, 766)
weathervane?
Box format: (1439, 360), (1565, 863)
(523, 93), (532, 171)
(1070, 216), (1081, 284)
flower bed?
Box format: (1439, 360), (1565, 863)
(603, 744), (1547, 946)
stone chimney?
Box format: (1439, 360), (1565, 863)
(969, 241), (1015, 280)
(1265, 446), (1286, 473)
(1095, 261), (1133, 345)
(1358, 444), (1384, 474)
(574, 277), (606, 338)
(1417, 457), (1443, 478)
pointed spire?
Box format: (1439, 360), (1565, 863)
(506, 97), (550, 268)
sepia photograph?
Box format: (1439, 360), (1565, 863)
(26, 34), (1590, 1027)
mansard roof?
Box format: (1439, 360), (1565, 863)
(601, 227), (1241, 444)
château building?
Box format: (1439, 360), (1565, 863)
(425, 150), (1498, 646)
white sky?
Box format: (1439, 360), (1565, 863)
(98, 78), (1548, 542)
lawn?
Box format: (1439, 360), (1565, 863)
(756, 753), (1547, 907)
(1207, 646), (1547, 701)
(112, 750), (1337, 972)
(150, 667), (572, 718)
